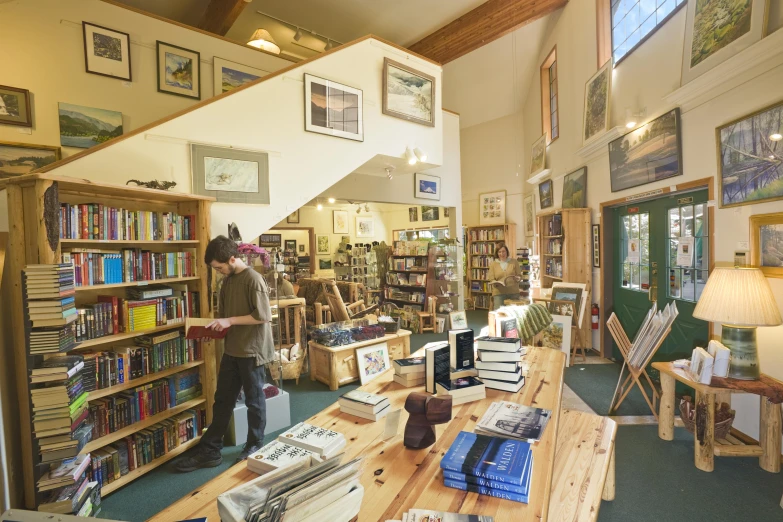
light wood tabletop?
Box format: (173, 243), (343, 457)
(149, 346), (566, 522)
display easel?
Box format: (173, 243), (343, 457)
(606, 313), (671, 419)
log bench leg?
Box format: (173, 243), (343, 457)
(695, 390), (715, 472)
(602, 444), (616, 501)
(760, 397), (781, 473)
(658, 371), (675, 441)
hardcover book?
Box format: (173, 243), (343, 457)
(435, 376), (485, 398)
(338, 390), (390, 414)
(449, 329), (475, 371)
(425, 341), (451, 393)
(475, 401), (552, 442)
(441, 431), (532, 485)
(481, 376), (526, 393)
(392, 355), (426, 375)
(476, 336), (522, 353)
(476, 368), (522, 383)
(478, 350), (523, 363)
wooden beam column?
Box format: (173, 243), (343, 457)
(198, 0), (250, 36)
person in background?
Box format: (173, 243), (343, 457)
(487, 243), (522, 310)
(174, 235), (274, 472)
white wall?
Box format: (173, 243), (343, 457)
(0, 0), (291, 159)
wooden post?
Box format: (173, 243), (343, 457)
(602, 444), (616, 501)
(759, 397), (781, 473)
(658, 371), (676, 441)
(694, 391), (715, 472)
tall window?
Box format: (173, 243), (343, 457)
(612, 0), (686, 64)
(540, 47), (558, 144)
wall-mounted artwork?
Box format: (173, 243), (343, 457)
(0, 85), (32, 127)
(382, 58), (435, 127)
(333, 210), (349, 234)
(593, 224), (600, 268)
(414, 172), (440, 200)
(0, 141), (60, 178)
(82, 22), (131, 81)
(304, 74), (363, 141)
(444, 207), (450, 218)
(299, 244), (305, 253)
(214, 57), (264, 93)
(258, 234), (281, 247)
(530, 134), (547, 177)
(356, 216), (374, 238)
(157, 41), (201, 99)
(539, 180), (553, 209)
(682, 0), (768, 85)
(58, 102), (123, 149)
(582, 60), (611, 145)
(562, 167), (587, 208)
(318, 258), (333, 270)
(717, 100), (783, 208)
(317, 235), (330, 254)
(191, 144), (269, 204)
(479, 190), (507, 226)
(609, 108), (682, 193)
(284, 239), (297, 251)
(409, 207), (418, 222)
(750, 212), (783, 278)
(287, 209), (299, 224)
(524, 194), (535, 236)
(421, 206), (439, 222)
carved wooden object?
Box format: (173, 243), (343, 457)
(403, 392), (452, 449)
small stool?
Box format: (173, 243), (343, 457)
(416, 296), (437, 334)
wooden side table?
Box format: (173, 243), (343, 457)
(652, 361), (782, 473)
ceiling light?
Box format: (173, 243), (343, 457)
(413, 148), (427, 162)
(247, 29), (281, 54)
(405, 147), (417, 165)
(771, 133), (783, 141)
(316, 203), (323, 211)
(293, 27), (303, 41)
(325, 39), (334, 51)
(328, 197), (336, 204)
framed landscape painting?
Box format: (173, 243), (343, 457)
(214, 57), (264, 93)
(0, 142), (60, 178)
(414, 172), (440, 200)
(717, 100), (783, 208)
(479, 190), (506, 226)
(562, 167), (587, 208)
(317, 235), (330, 254)
(539, 180), (553, 209)
(409, 207), (418, 222)
(682, 0), (768, 85)
(421, 206), (439, 222)
(750, 212), (783, 278)
(191, 144), (269, 204)
(583, 60), (611, 145)
(157, 41), (201, 99)
(0, 85), (32, 127)
(82, 22), (131, 81)
(333, 210), (349, 234)
(530, 134), (547, 177)
(382, 58), (435, 127)
(287, 209), (299, 224)
(284, 239), (297, 251)
(58, 102), (123, 149)
(304, 74), (363, 141)
(609, 108), (682, 193)
(524, 194), (535, 236)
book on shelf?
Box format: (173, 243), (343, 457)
(277, 422), (346, 458)
(393, 372), (426, 387)
(392, 355), (425, 375)
(30, 324), (79, 354)
(59, 202), (196, 241)
(247, 440), (318, 475)
(337, 390), (390, 415)
(449, 329), (475, 372)
(31, 355), (84, 380)
(75, 481), (101, 517)
(38, 454), (91, 492)
(425, 341), (451, 394)
(475, 401), (552, 443)
(38, 474), (90, 514)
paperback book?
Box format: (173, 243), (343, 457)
(449, 329), (475, 371)
(277, 422), (346, 458)
(337, 390), (389, 414)
(393, 355), (426, 375)
(247, 440), (317, 475)
(425, 341), (451, 394)
(441, 431), (533, 487)
(475, 401), (552, 442)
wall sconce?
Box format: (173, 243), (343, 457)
(624, 107), (647, 129)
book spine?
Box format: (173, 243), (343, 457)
(442, 470), (528, 494)
(443, 479), (528, 503)
(440, 462), (522, 486)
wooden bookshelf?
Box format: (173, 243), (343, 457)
(1, 173), (215, 508)
(466, 224), (516, 309)
(384, 242), (436, 329)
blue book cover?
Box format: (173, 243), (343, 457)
(442, 467), (532, 495)
(443, 478), (529, 504)
(440, 431), (532, 485)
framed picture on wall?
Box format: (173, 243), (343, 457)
(479, 190), (506, 226)
(750, 212), (783, 278)
(284, 239), (297, 251)
(333, 210), (349, 234)
(524, 194), (535, 236)
(0, 85), (32, 127)
(356, 216), (374, 238)
(299, 244), (305, 253)
(191, 144), (269, 204)
(562, 167), (587, 208)
(318, 258), (332, 270)
(214, 57), (264, 93)
(58, 102), (123, 149)
(317, 235), (330, 254)
(421, 206), (439, 222)
(304, 74), (363, 141)
(593, 224), (600, 268)
(156, 41), (201, 100)
(582, 60), (611, 145)
(258, 234), (281, 248)
(414, 172), (440, 200)
(530, 134), (547, 178)
(287, 209), (300, 224)
(539, 180), (553, 209)
(82, 22), (132, 81)
(409, 207), (418, 222)
(382, 58), (435, 127)
(0, 141), (60, 177)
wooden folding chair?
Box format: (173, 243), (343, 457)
(318, 278), (378, 322)
(606, 313), (670, 419)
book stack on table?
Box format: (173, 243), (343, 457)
(392, 355), (425, 387)
(475, 337), (526, 393)
(277, 422), (347, 459)
(338, 390), (391, 421)
(247, 439), (318, 475)
(426, 334), (485, 405)
(24, 264), (79, 354)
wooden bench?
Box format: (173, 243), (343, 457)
(549, 409), (617, 522)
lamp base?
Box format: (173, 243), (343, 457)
(721, 325), (759, 380)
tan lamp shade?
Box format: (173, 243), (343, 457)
(693, 267), (782, 326)
(247, 29), (281, 54)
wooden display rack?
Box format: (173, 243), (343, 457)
(0, 173), (215, 508)
(466, 224), (516, 309)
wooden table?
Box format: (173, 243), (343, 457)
(149, 346), (566, 522)
(652, 361), (782, 473)
(309, 330), (412, 391)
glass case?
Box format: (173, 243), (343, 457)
(432, 239), (460, 314)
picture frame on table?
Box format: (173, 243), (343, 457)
(156, 41), (201, 100)
(0, 85), (32, 127)
(316, 235), (330, 254)
(750, 212), (783, 279)
(287, 209), (300, 224)
(382, 58), (435, 127)
(333, 210), (349, 234)
(356, 342), (392, 385)
(0, 141), (60, 178)
(539, 180), (553, 209)
(214, 57), (265, 93)
(82, 22), (132, 81)
(593, 224), (600, 268)
(582, 60), (611, 145)
(414, 172), (440, 200)
(191, 144), (269, 204)
(304, 73), (363, 141)
(284, 239), (297, 251)
(449, 311), (468, 330)
(479, 190), (507, 226)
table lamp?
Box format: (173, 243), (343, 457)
(693, 267), (782, 380)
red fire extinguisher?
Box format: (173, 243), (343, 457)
(591, 303), (599, 330)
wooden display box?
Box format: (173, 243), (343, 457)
(309, 330), (412, 390)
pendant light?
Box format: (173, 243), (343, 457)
(247, 29), (281, 54)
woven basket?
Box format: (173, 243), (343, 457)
(267, 350), (307, 384)
(679, 396), (735, 439)
(379, 318), (400, 333)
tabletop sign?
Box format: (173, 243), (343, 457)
(627, 207), (639, 214)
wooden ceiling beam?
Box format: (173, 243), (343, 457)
(409, 0), (568, 64)
(197, 0), (250, 36)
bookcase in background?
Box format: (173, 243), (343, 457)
(1, 173), (215, 509)
(466, 224), (516, 309)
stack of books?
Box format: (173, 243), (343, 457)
(475, 401), (552, 443)
(392, 355), (425, 387)
(475, 337), (525, 392)
(38, 476), (98, 515)
(247, 439), (318, 475)
(25, 264), (79, 354)
(37, 454), (92, 494)
(440, 431), (533, 504)
(426, 339), (485, 405)
(277, 422), (346, 459)
(436, 377), (486, 405)
(338, 390), (391, 421)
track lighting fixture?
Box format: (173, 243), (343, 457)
(325, 39), (334, 51)
(386, 167), (395, 180)
(413, 148), (427, 162)
(364, 203), (370, 212)
(316, 202), (323, 211)
(293, 27), (303, 41)
(328, 197), (336, 204)
(405, 147), (417, 165)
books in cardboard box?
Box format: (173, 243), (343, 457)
(337, 390), (389, 415)
(475, 401), (552, 443)
(277, 422), (346, 458)
(247, 440), (318, 475)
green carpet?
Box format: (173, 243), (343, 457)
(564, 361), (657, 416)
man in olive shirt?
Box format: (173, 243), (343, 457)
(175, 236), (274, 472)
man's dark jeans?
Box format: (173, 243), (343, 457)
(200, 354), (266, 457)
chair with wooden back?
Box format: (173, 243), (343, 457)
(415, 296), (437, 334)
(317, 278), (378, 322)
